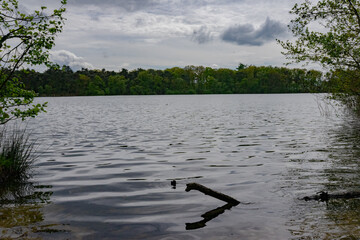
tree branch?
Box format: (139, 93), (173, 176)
(0, 44), (32, 91)
(0, 32), (11, 48)
(186, 183), (240, 205)
(347, 0), (360, 29)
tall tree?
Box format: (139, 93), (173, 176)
(0, 0), (67, 124)
(279, 0), (360, 115)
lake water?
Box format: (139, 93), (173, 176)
(1, 94), (360, 239)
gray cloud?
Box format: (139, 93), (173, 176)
(191, 26), (212, 44)
(69, 0), (157, 12)
(222, 17), (287, 46)
(50, 50), (94, 71)
(22, 0), (298, 71)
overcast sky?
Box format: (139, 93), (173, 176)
(22, 0), (302, 71)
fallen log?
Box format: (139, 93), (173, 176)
(302, 191), (360, 202)
(185, 183), (240, 205)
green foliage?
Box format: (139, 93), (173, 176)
(0, 0), (67, 124)
(21, 64), (325, 96)
(279, 0), (360, 70)
(108, 75), (127, 95)
(279, 0), (360, 115)
(0, 127), (36, 184)
(327, 69), (360, 115)
(87, 75), (105, 95)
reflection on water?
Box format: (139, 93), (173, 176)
(323, 122), (360, 239)
(2, 94), (359, 239)
(325, 199), (360, 239)
(0, 183), (69, 239)
(186, 203), (236, 230)
(287, 119), (360, 239)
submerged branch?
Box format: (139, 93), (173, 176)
(302, 191), (360, 202)
(185, 183), (240, 205)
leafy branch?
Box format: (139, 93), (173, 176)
(0, 0), (66, 124)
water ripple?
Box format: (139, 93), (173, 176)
(11, 94), (351, 239)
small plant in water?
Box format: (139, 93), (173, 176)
(0, 127), (36, 184)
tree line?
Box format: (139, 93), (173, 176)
(17, 64), (327, 96)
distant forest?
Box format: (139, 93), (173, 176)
(18, 64), (328, 96)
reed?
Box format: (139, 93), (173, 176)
(0, 127), (36, 184)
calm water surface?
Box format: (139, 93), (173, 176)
(1, 94), (360, 239)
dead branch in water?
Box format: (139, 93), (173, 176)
(185, 183), (240, 205)
(302, 191), (360, 202)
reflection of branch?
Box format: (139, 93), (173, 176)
(185, 183), (240, 230)
(186, 203), (234, 230)
(186, 183), (240, 205)
(0, 182), (34, 203)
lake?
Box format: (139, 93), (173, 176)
(1, 94), (360, 239)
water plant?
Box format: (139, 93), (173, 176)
(0, 127), (36, 184)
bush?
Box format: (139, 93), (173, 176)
(0, 127), (37, 184)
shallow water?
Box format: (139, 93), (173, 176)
(1, 94), (360, 239)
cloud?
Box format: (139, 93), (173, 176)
(23, 0), (298, 71)
(69, 0), (157, 12)
(50, 50), (94, 71)
(191, 26), (213, 44)
(221, 17), (287, 46)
